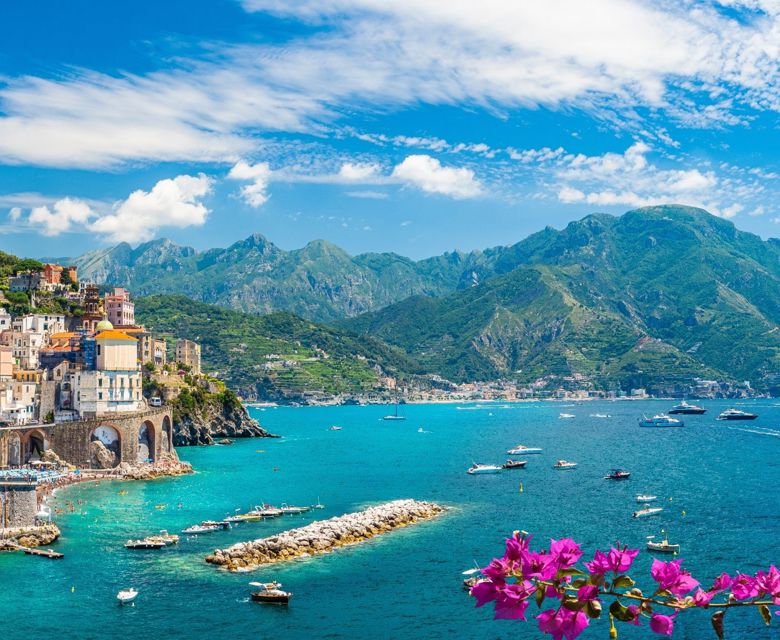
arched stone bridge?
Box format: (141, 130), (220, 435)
(0, 408), (173, 469)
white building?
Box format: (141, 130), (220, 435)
(0, 308), (11, 331)
(0, 381), (37, 425)
(12, 313), (65, 336)
(11, 331), (46, 370)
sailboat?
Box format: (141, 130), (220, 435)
(383, 398), (406, 421)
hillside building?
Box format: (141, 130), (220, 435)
(175, 339), (201, 375)
(104, 288), (135, 327)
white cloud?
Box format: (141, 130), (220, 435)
(346, 190), (388, 199)
(0, 1), (779, 167)
(89, 174), (213, 243)
(338, 162), (380, 181)
(228, 160), (272, 207)
(8, 207), (21, 222)
(27, 198), (95, 236)
(391, 154), (481, 198)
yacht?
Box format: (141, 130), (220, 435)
(633, 506), (663, 518)
(506, 444), (543, 455)
(636, 494), (658, 503)
(668, 401), (706, 415)
(552, 460), (577, 470)
(117, 588), (138, 605)
(646, 535), (680, 554)
(638, 414), (683, 428)
(604, 469), (631, 480)
(467, 463), (502, 475)
(716, 408), (758, 421)
(383, 400), (406, 421)
(182, 524), (220, 535)
(502, 459), (528, 469)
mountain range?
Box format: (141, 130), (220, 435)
(65, 205), (780, 388)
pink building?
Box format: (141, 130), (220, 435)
(104, 288), (135, 327)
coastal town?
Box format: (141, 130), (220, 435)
(0, 261), (198, 545)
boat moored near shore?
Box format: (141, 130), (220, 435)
(717, 408), (758, 421)
(639, 414), (683, 428)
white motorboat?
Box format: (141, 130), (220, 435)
(552, 460), (577, 470)
(638, 414), (683, 428)
(467, 463), (502, 475)
(636, 494), (658, 503)
(716, 408), (758, 421)
(329, 426), (342, 431)
(646, 536), (680, 553)
(507, 444), (543, 455)
(559, 413), (575, 419)
(182, 524), (220, 534)
(633, 507), (663, 518)
(249, 581), (283, 590)
(280, 504), (311, 515)
(590, 413), (611, 418)
(117, 588), (138, 605)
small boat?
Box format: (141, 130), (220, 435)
(311, 498), (325, 510)
(604, 469), (631, 480)
(559, 413), (575, 419)
(117, 588), (138, 605)
(252, 505), (284, 518)
(506, 445), (543, 455)
(717, 408), (758, 421)
(329, 426), (342, 431)
(182, 524), (220, 535)
(201, 520), (231, 530)
(502, 459), (528, 469)
(251, 588), (293, 605)
(668, 401), (706, 415)
(646, 535), (680, 554)
(636, 495), (658, 503)
(467, 463), (502, 475)
(145, 531), (179, 546)
(383, 399), (406, 421)
(280, 504), (311, 515)
(638, 414), (683, 428)
(633, 507), (663, 518)
(553, 460), (577, 470)
(124, 539), (166, 550)
(590, 413), (611, 418)
(463, 576), (488, 591)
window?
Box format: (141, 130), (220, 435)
(98, 378), (103, 387)
(98, 392), (103, 400)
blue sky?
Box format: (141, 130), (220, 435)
(1, 0), (778, 259)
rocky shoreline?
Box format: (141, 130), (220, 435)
(174, 399), (278, 446)
(0, 523), (61, 549)
(205, 499), (443, 572)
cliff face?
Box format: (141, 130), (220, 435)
(173, 397), (275, 446)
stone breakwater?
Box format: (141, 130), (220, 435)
(206, 499), (443, 572)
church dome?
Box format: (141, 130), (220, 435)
(95, 318), (114, 331)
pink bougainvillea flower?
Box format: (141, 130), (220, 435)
(731, 573), (759, 600)
(651, 559), (699, 597)
(494, 581), (535, 620)
(576, 584), (599, 603)
(584, 550), (611, 576)
(755, 566), (780, 597)
(471, 579), (502, 608)
(606, 546), (640, 573)
(693, 588), (716, 607)
(537, 607), (590, 640)
(710, 573), (732, 592)
(649, 613), (676, 636)
(504, 533), (531, 563)
(482, 557), (512, 583)
(521, 549), (558, 581)
(626, 604), (641, 626)
(549, 538), (583, 569)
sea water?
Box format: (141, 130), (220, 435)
(2, 400), (780, 639)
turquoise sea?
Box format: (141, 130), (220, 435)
(3, 400), (780, 639)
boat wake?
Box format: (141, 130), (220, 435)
(727, 426), (780, 438)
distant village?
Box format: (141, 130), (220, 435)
(0, 262), (202, 433)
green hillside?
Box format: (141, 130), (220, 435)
(347, 206), (780, 387)
(135, 295), (419, 400)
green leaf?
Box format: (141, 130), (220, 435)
(759, 604), (772, 626)
(612, 575), (635, 589)
(571, 578), (587, 589)
(711, 611), (725, 640)
(585, 600), (602, 619)
(535, 584), (546, 608)
(562, 597), (585, 612)
(609, 600), (634, 623)
(558, 568), (586, 577)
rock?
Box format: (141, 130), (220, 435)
(206, 499), (444, 572)
(90, 440), (118, 469)
(173, 398), (277, 446)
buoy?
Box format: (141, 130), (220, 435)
(71, 586), (75, 593)
(682, 510), (686, 517)
(519, 483), (524, 493)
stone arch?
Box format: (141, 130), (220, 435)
(161, 415), (172, 453)
(24, 430), (47, 463)
(7, 433), (21, 467)
(137, 420), (156, 463)
(90, 425), (121, 468)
